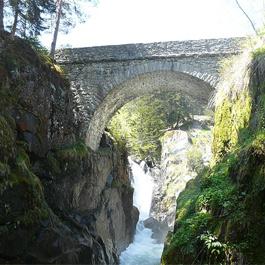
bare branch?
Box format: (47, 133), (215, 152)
(235, 0), (258, 35)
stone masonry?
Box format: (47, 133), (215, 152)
(55, 37), (243, 150)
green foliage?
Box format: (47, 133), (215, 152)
(108, 95), (165, 161)
(24, 37), (51, 61)
(156, 92), (195, 129)
(55, 0), (95, 34)
(108, 92), (196, 162)
(187, 147), (203, 173)
(200, 231), (231, 262)
(213, 90), (252, 160)
(5, 0), (56, 37)
(163, 47), (265, 264)
(252, 45), (265, 59)
(162, 157), (238, 264)
(163, 129), (265, 263)
(0, 162), (10, 177)
(56, 140), (90, 160)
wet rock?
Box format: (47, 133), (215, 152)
(143, 217), (169, 243)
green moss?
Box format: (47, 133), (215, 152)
(0, 35), (72, 256)
(47, 152), (61, 175)
(0, 140), (49, 228)
(17, 206), (48, 226)
(0, 115), (16, 161)
(250, 131), (265, 156)
(213, 90), (252, 161)
(253, 92), (265, 130)
(0, 162), (10, 176)
(56, 140), (90, 160)
(111, 179), (134, 193)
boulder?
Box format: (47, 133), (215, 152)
(143, 217), (169, 243)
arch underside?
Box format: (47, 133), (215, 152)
(86, 70), (214, 151)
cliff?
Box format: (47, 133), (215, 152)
(0, 33), (138, 264)
(161, 40), (265, 264)
(151, 116), (212, 229)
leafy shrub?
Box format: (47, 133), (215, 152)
(187, 147), (203, 173)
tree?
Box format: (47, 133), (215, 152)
(50, 0), (97, 59)
(25, 0), (56, 37)
(1, 0), (96, 56)
(50, 0), (62, 59)
(0, 0), (4, 32)
(156, 92), (193, 129)
(8, 0), (56, 39)
(108, 92), (197, 162)
(10, 0), (19, 38)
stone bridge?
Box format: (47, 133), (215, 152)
(55, 37), (243, 150)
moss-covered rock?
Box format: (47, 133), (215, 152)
(0, 33), (136, 264)
(213, 90), (252, 161)
(0, 115), (16, 161)
(162, 43), (265, 264)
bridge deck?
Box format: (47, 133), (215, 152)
(55, 37), (243, 64)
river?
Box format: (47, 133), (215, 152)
(119, 157), (164, 265)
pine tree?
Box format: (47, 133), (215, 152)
(50, 0), (97, 59)
(50, 0), (62, 59)
(8, 0), (56, 38)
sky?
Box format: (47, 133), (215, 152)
(40, 0), (265, 48)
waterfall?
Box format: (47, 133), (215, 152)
(119, 157), (164, 265)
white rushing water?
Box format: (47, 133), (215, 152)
(119, 157), (164, 265)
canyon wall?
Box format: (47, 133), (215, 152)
(0, 33), (138, 264)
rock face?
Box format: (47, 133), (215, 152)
(0, 33), (138, 264)
(150, 116), (212, 229)
(41, 146), (139, 261)
(143, 217), (169, 244)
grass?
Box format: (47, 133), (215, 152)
(56, 140), (90, 160)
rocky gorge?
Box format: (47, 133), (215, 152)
(1, 30), (265, 265)
(129, 115), (212, 248)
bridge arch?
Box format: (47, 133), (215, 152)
(56, 38), (243, 151)
(86, 70), (214, 151)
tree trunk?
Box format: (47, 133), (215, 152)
(0, 0), (4, 33)
(50, 0), (63, 59)
(11, 2), (19, 39)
